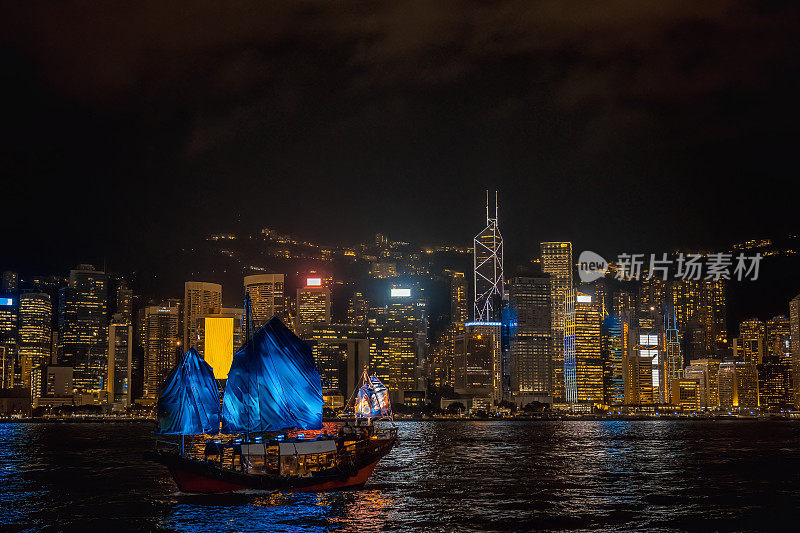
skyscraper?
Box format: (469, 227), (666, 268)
(448, 271), (469, 325)
(684, 358), (721, 409)
(474, 192), (504, 322)
(508, 275), (552, 405)
(369, 324), (417, 403)
(141, 303), (180, 402)
(766, 315), (791, 365)
(183, 282), (222, 349)
(244, 274), (285, 326)
(718, 361), (758, 410)
(454, 324), (501, 401)
(347, 291), (369, 327)
(540, 241), (573, 403)
(114, 280), (133, 325)
(602, 315), (624, 405)
(563, 291), (603, 404)
(0, 294), (18, 388)
(757, 356), (789, 411)
(622, 308), (667, 403)
(669, 279), (727, 358)
(58, 264), (108, 394)
(296, 276), (332, 339)
(459, 193), (505, 405)
(18, 293), (52, 389)
(310, 324), (368, 395)
(732, 318), (765, 366)
(789, 294), (800, 408)
(107, 315), (133, 406)
(663, 309), (683, 403)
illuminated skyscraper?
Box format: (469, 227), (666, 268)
(454, 324), (501, 402)
(141, 303), (180, 401)
(757, 355), (789, 411)
(663, 309), (683, 403)
(296, 277), (331, 339)
(670, 379), (700, 411)
(612, 290), (637, 318)
(448, 271), (469, 325)
(732, 318), (765, 365)
(765, 315), (791, 365)
(311, 324), (368, 395)
(622, 308), (667, 403)
(0, 294), (18, 388)
(718, 361), (758, 410)
(114, 281), (133, 325)
(684, 358), (721, 409)
(563, 291), (603, 404)
(508, 275), (552, 405)
(347, 291), (369, 327)
(790, 294), (800, 409)
(183, 281), (222, 349)
(458, 193), (505, 405)
(244, 274), (285, 326)
(429, 324), (461, 393)
(18, 293), (52, 389)
(602, 315), (624, 405)
(58, 264), (108, 394)
(669, 279), (727, 357)
(107, 315), (133, 406)
(369, 325), (417, 402)
(474, 192), (504, 322)
(540, 241), (573, 403)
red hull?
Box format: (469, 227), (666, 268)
(168, 458), (381, 494)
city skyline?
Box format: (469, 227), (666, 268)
(4, 191), (800, 417)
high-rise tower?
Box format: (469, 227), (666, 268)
(474, 191), (504, 322)
(456, 192), (505, 405)
(540, 241), (573, 403)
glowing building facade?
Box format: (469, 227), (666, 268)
(563, 291), (603, 404)
(684, 358), (721, 409)
(310, 324), (368, 395)
(718, 361), (758, 410)
(474, 192), (504, 322)
(791, 294), (800, 408)
(0, 295), (18, 388)
(296, 278), (331, 339)
(107, 317), (133, 405)
(369, 325), (417, 402)
(732, 318), (765, 365)
(18, 293), (52, 389)
(141, 303), (180, 401)
(602, 315), (624, 405)
(183, 281), (222, 349)
(58, 265), (108, 394)
(540, 241), (573, 403)
(244, 274), (285, 326)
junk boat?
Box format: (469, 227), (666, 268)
(146, 298), (397, 494)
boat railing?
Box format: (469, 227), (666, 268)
(155, 439), (180, 453)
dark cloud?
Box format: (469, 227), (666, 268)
(1, 0), (799, 272)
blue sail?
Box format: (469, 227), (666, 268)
(156, 347), (221, 435)
(221, 317), (323, 433)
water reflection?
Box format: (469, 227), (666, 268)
(4, 421), (800, 531)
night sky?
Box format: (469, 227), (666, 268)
(2, 1), (799, 275)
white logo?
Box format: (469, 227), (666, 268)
(578, 250), (608, 282)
